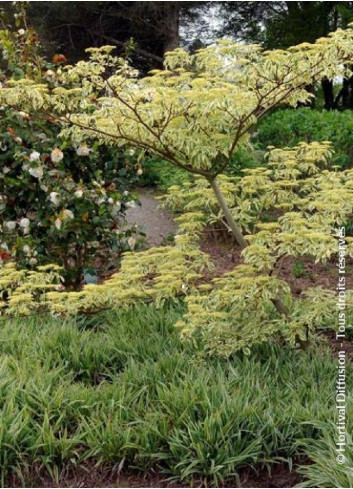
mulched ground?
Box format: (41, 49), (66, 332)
(9, 462), (303, 488)
(200, 228), (353, 295)
(320, 330), (353, 359)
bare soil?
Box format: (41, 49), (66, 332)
(9, 462), (303, 488)
(199, 228), (353, 295)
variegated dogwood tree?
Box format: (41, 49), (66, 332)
(2, 27), (353, 248)
(1, 27), (353, 353)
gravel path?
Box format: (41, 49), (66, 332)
(126, 189), (177, 246)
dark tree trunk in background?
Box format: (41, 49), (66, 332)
(335, 65), (353, 109)
(322, 77), (335, 110)
(163, 3), (180, 54)
(341, 77), (353, 110)
(12, 1), (208, 73)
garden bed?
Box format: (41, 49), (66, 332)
(0, 306), (351, 488)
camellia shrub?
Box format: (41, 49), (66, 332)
(0, 107), (140, 287)
(0, 9), (140, 287)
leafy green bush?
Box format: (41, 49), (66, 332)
(139, 156), (192, 190)
(255, 108), (353, 166)
(0, 306), (351, 486)
(0, 14), (140, 287)
(0, 107), (140, 287)
(227, 146), (263, 176)
(137, 149), (260, 191)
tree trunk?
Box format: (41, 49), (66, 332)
(163, 3), (180, 54)
(334, 65), (353, 110)
(209, 176), (295, 328)
(208, 177), (248, 249)
(321, 77), (334, 110)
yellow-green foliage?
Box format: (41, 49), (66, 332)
(163, 142), (353, 271)
(1, 27), (353, 179)
(179, 278), (353, 357)
(1, 142), (352, 357)
(178, 265), (292, 357)
(47, 236), (213, 315)
(0, 263), (62, 316)
(159, 143), (353, 354)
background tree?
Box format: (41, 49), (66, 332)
(219, 1), (353, 109)
(0, 1), (212, 73)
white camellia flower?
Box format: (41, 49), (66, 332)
(19, 111), (29, 120)
(19, 218), (30, 229)
(29, 166), (43, 179)
(5, 221), (16, 231)
(107, 197), (114, 204)
(127, 237), (136, 249)
(23, 245), (30, 255)
(3, 167), (10, 174)
(38, 133), (49, 143)
(49, 192), (61, 206)
(62, 209), (74, 220)
(14, 137), (22, 144)
(76, 145), (90, 156)
(128, 149), (135, 156)
(51, 148), (64, 163)
(126, 200), (137, 208)
(29, 258), (37, 265)
(74, 189), (83, 198)
(18, 29), (25, 35)
(54, 218), (62, 230)
(137, 168), (143, 175)
(29, 151), (40, 162)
